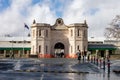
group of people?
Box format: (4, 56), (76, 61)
(55, 52), (64, 58)
(76, 50), (89, 62)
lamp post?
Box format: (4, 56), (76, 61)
(11, 40), (14, 58)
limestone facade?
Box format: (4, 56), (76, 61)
(31, 18), (88, 58)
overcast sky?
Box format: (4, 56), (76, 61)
(0, 0), (120, 38)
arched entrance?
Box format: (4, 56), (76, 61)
(54, 42), (65, 58)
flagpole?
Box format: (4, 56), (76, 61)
(23, 24), (25, 58)
(23, 23), (29, 58)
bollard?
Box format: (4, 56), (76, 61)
(94, 56), (95, 64)
(87, 55), (90, 62)
(96, 58), (98, 66)
(99, 59), (102, 69)
(103, 58), (105, 70)
(91, 57), (93, 63)
(107, 59), (110, 74)
(83, 56), (84, 62)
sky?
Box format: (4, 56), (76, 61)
(0, 0), (120, 38)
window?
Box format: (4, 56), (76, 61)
(77, 29), (79, 36)
(46, 30), (48, 37)
(39, 29), (41, 37)
(77, 45), (79, 50)
(77, 29), (80, 36)
(71, 29), (73, 36)
(77, 29), (81, 37)
(39, 45), (41, 53)
(46, 45), (48, 53)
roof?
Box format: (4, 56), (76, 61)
(88, 44), (116, 50)
(31, 23), (50, 27)
(69, 23), (87, 27)
(0, 37), (30, 48)
(88, 37), (105, 42)
(0, 37), (30, 41)
(0, 47), (30, 50)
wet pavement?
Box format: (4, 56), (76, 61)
(0, 58), (120, 80)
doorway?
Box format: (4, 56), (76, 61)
(54, 42), (65, 58)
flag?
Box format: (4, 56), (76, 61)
(24, 23), (29, 29)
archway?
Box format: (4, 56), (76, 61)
(54, 42), (65, 58)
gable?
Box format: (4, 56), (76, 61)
(52, 18), (68, 30)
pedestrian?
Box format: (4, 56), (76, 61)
(87, 51), (91, 62)
(84, 51), (87, 62)
(82, 51), (84, 62)
(61, 52), (64, 58)
(11, 52), (14, 59)
(76, 50), (81, 63)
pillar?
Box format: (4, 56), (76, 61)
(10, 50), (12, 58)
(96, 50), (99, 57)
(106, 50), (109, 59)
(26, 50), (30, 58)
(3, 50), (6, 58)
(18, 50), (21, 58)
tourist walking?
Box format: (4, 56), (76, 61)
(76, 50), (81, 63)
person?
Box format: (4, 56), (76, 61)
(87, 51), (91, 62)
(76, 50), (81, 63)
(60, 52), (64, 58)
(11, 52), (14, 59)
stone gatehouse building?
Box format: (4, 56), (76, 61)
(31, 18), (88, 58)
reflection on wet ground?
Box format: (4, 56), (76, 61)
(0, 58), (120, 80)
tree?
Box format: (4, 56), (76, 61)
(105, 15), (120, 40)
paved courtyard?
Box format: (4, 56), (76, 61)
(0, 58), (120, 80)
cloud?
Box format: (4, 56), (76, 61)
(63, 0), (120, 38)
(0, 0), (56, 36)
(27, 2), (56, 25)
(0, 0), (120, 38)
(0, 0), (31, 36)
